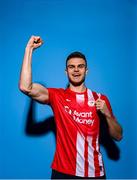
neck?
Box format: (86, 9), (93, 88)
(69, 83), (86, 93)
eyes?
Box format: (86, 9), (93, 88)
(67, 64), (86, 70)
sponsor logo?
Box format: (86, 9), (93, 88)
(88, 100), (95, 107)
(64, 106), (94, 126)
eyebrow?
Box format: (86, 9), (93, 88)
(67, 64), (86, 67)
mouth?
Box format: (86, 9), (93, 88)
(72, 74), (81, 77)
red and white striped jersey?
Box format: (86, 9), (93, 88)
(47, 88), (113, 177)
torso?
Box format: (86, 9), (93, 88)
(48, 88), (105, 177)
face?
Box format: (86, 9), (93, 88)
(65, 57), (88, 86)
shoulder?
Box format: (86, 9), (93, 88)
(47, 88), (65, 96)
(48, 87), (64, 92)
(47, 88), (65, 104)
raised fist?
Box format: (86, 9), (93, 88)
(26, 35), (43, 49)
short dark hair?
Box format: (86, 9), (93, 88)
(66, 51), (87, 68)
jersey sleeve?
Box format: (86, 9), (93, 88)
(47, 88), (57, 105)
(47, 88), (64, 106)
(101, 94), (115, 118)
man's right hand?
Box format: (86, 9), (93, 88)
(26, 35), (43, 50)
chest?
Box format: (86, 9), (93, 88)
(54, 91), (98, 122)
(52, 89), (100, 135)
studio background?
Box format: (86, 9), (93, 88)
(0, 0), (137, 179)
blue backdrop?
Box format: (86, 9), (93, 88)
(0, 0), (137, 179)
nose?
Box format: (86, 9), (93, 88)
(74, 66), (79, 72)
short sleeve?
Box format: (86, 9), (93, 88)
(101, 94), (115, 118)
(47, 88), (57, 105)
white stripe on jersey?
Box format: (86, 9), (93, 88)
(87, 136), (95, 177)
(75, 89), (104, 177)
(96, 136), (104, 176)
(87, 89), (96, 107)
(76, 94), (85, 105)
(87, 89), (104, 176)
(76, 132), (85, 177)
(87, 89), (95, 100)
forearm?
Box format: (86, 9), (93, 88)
(105, 115), (123, 141)
(19, 47), (33, 93)
(96, 98), (123, 141)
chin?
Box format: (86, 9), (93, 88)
(69, 79), (85, 86)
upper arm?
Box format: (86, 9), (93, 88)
(26, 83), (49, 104)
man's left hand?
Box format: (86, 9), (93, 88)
(95, 98), (111, 118)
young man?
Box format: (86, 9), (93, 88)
(19, 35), (122, 179)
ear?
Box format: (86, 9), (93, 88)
(65, 69), (68, 75)
(86, 68), (88, 75)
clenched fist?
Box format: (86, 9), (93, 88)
(26, 35), (43, 50)
(95, 98), (111, 118)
